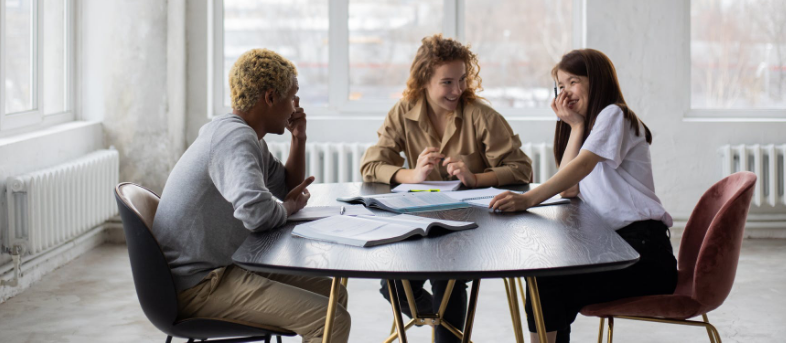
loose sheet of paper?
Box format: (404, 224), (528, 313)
(288, 205), (374, 222)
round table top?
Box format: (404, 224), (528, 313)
(232, 183), (639, 280)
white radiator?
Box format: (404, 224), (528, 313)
(5, 149), (119, 255)
(719, 144), (786, 207)
(266, 142), (556, 184)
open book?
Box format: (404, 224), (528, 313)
(444, 187), (571, 208)
(337, 192), (471, 213)
(292, 214), (477, 247)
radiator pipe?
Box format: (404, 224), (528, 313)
(0, 245), (23, 287)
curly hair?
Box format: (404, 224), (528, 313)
(402, 34), (483, 103)
(229, 49), (298, 113)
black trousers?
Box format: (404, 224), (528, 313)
(380, 279), (469, 343)
(524, 220), (678, 342)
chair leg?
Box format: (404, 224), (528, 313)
(607, 317), (614, 343)
(702, 314), (722, 343)
(165, 335), (172, 343)
(597, 318), (605, 343)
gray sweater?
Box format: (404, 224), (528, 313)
(152, 114), (290, 291)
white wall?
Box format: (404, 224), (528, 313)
(184, 0), (786, 232)
(81, 0), (187, 194)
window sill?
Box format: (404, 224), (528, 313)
(685, 109), (786, 122)
(0, 120), (101, 147)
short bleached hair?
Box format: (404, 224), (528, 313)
(229, 49), (298, 112)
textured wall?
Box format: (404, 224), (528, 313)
(82, 0), (187, 194)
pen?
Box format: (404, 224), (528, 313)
(554, 80), (561, 122)
(340, 206), (345, 215)
(409, 189), (440, 192)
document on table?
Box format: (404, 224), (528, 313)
(287, 205), (375, 222)
(292, 214), (477, 247)
(391, 180), (462, 193)
(444, 187), (570, 208)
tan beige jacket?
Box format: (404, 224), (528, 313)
(360, 97), (533, 185)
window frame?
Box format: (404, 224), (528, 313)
(0, 0), (76, 134)
(209, 0), (585, 119)
(685, 0), (786, 121)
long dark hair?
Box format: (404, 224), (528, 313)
(552, 49), (652, 166)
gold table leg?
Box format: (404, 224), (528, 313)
(526, 277), (548, 343)
(503, 278), (524, 342)
(322, 277), (342, 343)
(461, 279), (481, 343)
(387, 280), (408, 343)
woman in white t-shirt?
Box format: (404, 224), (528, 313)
(489, 49), (678, 343)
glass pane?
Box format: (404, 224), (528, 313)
(43, 0), (67, 115)
(223, 0), (329, 108)
(348, 0), (443, 101)
(465, 0), (572, 110)
(4, 0), (34, 114)
(691, 0), (786, 109)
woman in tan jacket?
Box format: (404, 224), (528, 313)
(361, 34), (533, 342)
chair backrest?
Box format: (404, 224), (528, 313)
(675, 171), (756, 310)
(115, 182), (179, 335)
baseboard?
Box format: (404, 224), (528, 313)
(0, 223), (114, 303)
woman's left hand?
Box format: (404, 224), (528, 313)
(443, 157), (477, 188)
(489, 191), (534, 212)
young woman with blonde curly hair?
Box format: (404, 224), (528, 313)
(361, 34), (534, 342)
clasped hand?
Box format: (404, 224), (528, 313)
(412, 147), (477, 187)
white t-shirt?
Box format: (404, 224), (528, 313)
(578, 104), (673, 230)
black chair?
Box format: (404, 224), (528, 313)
(115, 182), (296, 343)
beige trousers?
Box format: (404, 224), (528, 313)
(177, 265), (351, 343)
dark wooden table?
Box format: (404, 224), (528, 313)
(232, 183), (639, 343)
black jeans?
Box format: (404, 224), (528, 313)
(524, 220), (678, 342)
(380, 279), (469, 342)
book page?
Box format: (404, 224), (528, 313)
(444, 187), (522, 201)
(374, 192), (462, 209)
(296, 215), (415, 241)
(465, 195), (570, 208)
(357, 214), (473, 229)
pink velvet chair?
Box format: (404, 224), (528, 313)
(579, 171), (757, 343)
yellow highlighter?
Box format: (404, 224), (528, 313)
(409, 189), (440, 192)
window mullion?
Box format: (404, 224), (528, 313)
(209, 0), (225, 117)
(1, 0), (6, 128)
(329, 0), (349, 111)
(443, 0), (458, 39)
(34, 0), (42, 115)
(572, 0), (585, 48)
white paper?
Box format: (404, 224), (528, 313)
(391, 180), (462, 193)
(465, 195), (571, 208)
(287, 205), (375, 222)
(443, 187), (522, 201)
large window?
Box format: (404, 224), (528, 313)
(691, 0), (786, 113)
(1, 0), (75, 132)
(213, 0), (581, 117)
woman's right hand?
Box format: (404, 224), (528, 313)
(551, 91), (585, 128)
(413, 147), (444, 183)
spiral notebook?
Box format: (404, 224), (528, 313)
(444, 187), (570, 208)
